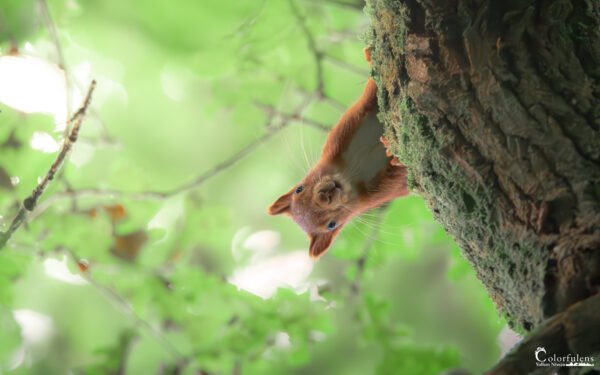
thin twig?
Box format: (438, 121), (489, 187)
(57, 247), (183, 361)
(326, 29), (365, 43)
(302, 0), (364, 11)
(350, 207), (388, 295)
(325, 55), (370, 76)
(90, 275), (182, 360)
(269, 71), (348, 112)
(169, 124), (291, 196)
(289, 0), (325, 95)
(38, 0), (73, 130)
(0, 80), (96, 250)
(254, 102), (331, 133)
(115, 330), (137, 375)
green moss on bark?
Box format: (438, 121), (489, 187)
(367, 0), (600, 335)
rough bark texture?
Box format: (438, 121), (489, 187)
(366, 0), (599, 371)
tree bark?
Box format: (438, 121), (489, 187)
(367, 0), (599, 372)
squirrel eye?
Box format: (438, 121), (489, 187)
(295, 185), (303, 194)
(327, 220), (337, 230)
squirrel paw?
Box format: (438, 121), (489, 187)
(380, 136), (402, 166)
(363, 47), (372, 64)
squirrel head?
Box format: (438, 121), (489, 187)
(268, 163), (356, 258)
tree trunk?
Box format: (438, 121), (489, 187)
(366, 0), (599, 372)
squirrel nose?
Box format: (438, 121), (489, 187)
(318, 191), (332, 204)
(318, 181), (341, 205)
(319, 181), (337, 194)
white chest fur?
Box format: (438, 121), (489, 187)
(341, 112), (389, 184)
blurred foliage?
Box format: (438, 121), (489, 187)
(0, 0), (504, 374)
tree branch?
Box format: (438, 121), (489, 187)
(324, 55), (370, 76)
(53, 246), (183, 362)
(254, 102), (331, 133)
(289, 0), (325, 95)
(0, 80), (96, 250)
(488, 293), (600, 375)
(38, 0), (73, 129)
(115, 330), (137, 375)
(350, 207), (388, 295)
(302, 0), (364, 11)
(168, 123), (293, 196)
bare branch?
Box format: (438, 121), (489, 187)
(289, 0), (325, 95)
(115, 330), (137, 375)
(89, 273), (182, 360)
(170, 124), (292, 196)
(27, 81), (96, 209)
(350, 207), (388, 295)
(324, 55), (370, 76)
(254, 102), (331, 133)
(54, 247), (184, 363)
(325, 29), (365, 43)
(0, 80), (96, 250)
(267, 71), (348, 112)
(320, 95), (347, 112)
(38, 0), (73, 128)
(301, 0), (364, 11)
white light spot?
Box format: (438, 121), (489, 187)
(30, 132), (60, 153)
(498, 326), (522, 357)
(148, 196), (184, 231)
(43, 255), (87, 285)
(229, 250), (313, 299)
(23, 42), (34, 52)
(231, 226), (252, 262)
(232, 229), (281, 263)
(10, 176), (20, 186)
(309, 284), (326, 302)
(160, 68), (186, 102)
(309, 330), (326, 342)
(273, 332), (291, 349)
(66, 0), (81, 11)
(0, 56), (67, 120)
(9, 310), (55, 370)
(244, 230), (281, 253)
(8, 345), (25, 371)
(12, 309), (54, 345)
(159, 64), (198, 102)
(401, 229), (415, 247)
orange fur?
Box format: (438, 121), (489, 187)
(268, 49), (409, 259)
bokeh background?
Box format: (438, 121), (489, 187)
(0, 0), (515, 374)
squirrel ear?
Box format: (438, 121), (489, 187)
(308, 229), (340, 259)
(267, 190), (293, 215)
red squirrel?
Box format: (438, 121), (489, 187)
(268, 48), (409, 258)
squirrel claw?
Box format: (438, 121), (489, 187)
(390, 157), (402, 167)
(363, 47), (371, 63)
(379, 135), (389, 147)
(380, 136), (402, 166)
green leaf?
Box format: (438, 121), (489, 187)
(376, 345), (460, 375)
